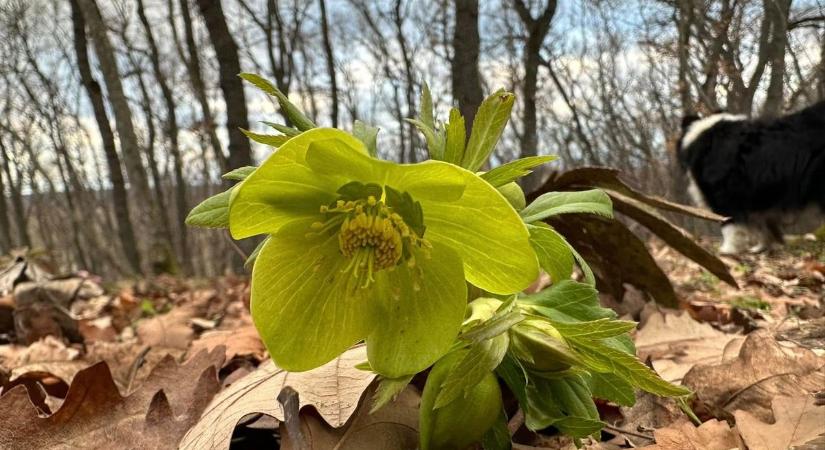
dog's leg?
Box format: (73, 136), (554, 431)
(720, 223), (749, 254)
(749, 218), (784, 253)
(748, 227), (770, 253)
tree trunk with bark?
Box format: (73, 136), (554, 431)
(762, 0), (792, 117)
(0, 152), (11, 252)
(70, 0), (142, 274)
(451, 0), (484, 137)
(513, 0), (557, 191)
(137, 0), (190, 273)
(195, 0), (253, 171)
(75, 0), (154, 215)
(319, 0), (339, 127)
(177, 0), (228, 175)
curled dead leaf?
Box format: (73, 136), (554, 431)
(0, 348), (224, 449)
(180, 344), (375, 450)
(683, 330), (825, 421)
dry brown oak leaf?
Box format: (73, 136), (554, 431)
(635, 310), (743, 384)
(187, 319), (265, 366)
(179, 344), (376, 450)
(280, 386), (419, 450)
(0, 347), (224, 449)
(682, 330), (825, 422)
(638, 419), (745, 450)
(734, 395), (825, 450)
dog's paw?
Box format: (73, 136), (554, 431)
(719, 244), (741, 255)
(748, 243), (768, 254)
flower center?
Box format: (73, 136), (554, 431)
(311, 194), (427, 288)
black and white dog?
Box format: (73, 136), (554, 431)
(677, 101), (825, 254)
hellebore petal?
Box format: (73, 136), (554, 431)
(420, 172), (539, 294)
(229, 129), (367, 239)
(366, 241), (467, 377)
(304, 136), (467, 203)
(251, 218), (467, 376)
(250, 218), (374, 372)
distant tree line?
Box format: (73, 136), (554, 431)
(0, 0), (822, 277)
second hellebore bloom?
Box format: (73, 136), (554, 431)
(229, 128), (538, 377)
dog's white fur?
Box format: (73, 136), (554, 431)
(719, 223), (749, 255)
(683, 114), (750, 254)
(681, 113), (747, 150)
(686, 173), (708, 209)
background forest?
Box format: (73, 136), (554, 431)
(0, 0), (823, 278)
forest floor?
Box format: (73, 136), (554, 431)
(0, 236), (823, 449)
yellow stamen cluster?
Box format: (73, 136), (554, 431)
(339, 211), (405, 270)
(310, 195), (425, 288)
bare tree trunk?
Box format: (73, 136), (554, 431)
(176, 0), (228, 175)
(451, 0), (484, 137)
(0, 139), (30, 248)
(0, 153), (11, 252)
(195, 0), (253, 171)
(513, 0), (557, 191)
(75, 0), (154, 216)
(318, 0), (339, 127)
(819, 30), (825, 100)
(393, 0), (419, 163)
(137, 0), (190, 273)
(762, 0), (792, 117)
(70, 0), (141, 274)
(675, 0), (693, 114)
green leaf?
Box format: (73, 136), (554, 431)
(420, 82), (435, 130)
(567, 237), (596, 286)
(240, 73), (316, 131)
(186, 188), (233, 228)
(521, 189), (613, 223)
(352, 120), (379, 157)
(481, 410), (512, 450)
(336, 181), (384, 202)
(461, 90), (515, 171)
(549, 318), (637, 340)
(384, 185), (426, 237)
(497, 182), (526, 211)
(524, 374), (602, 438)
(527, 223), (574, 284)
(371, 374), (414, 413)
(496, 355), (529, 408)
(588, 373), (636, 406)
(407, 118), (445, 161)
(443, 108), (466, 165)
(240, 128), (289, 147)
(222, 166), (257, 181)
(261, 121), (300, 136)
(519, 280), (612, 323)
(570, 339), (692, 398)
(461, 310), (524, 343)
(244, 236), (268, 269)
(434, 333), (509, 409)
(482, 156), (557, 188)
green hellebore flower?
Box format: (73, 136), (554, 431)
(229, 128), (538, 377)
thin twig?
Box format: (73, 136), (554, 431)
(507, 408), (525, 435)
(602, 423), (654, 441)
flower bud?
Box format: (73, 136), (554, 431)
(420, 350), (503, 450)
(509, 318), (579, 373)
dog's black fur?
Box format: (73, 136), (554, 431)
(677, 101), (825, 250)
